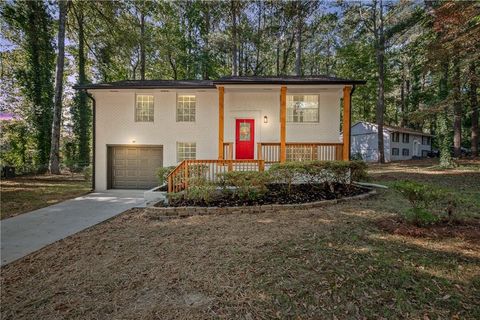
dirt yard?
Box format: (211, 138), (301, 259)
(0, 174), (91, 219)
(1, 160), (479, 319)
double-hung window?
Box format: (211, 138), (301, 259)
(177, 95), (196, 122)
(402, 148), (410, 156)
(177, 142), (196, 162)
(287, 95), (319, 123)
(402, 133), (410, 143)
(392, 132), (400, 142)
(392, 148), (399, 156)
(135, 95), (154, 122)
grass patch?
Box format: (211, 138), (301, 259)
(0, 174), (91, 219)
(1, 160), (479, 319)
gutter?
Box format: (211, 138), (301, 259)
(85, 91), (96, 191)
(349, 85), (356, 161)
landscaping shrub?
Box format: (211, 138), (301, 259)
(269, 160), (368, 193)
(268, 162), (306, 193)
(156, 166), (176, 185)
(219, 171), (270, 201)
(169, 173), (222, 205)
(392, 180), (444, 226)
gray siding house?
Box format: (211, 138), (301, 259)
(350, 121), (433, 162)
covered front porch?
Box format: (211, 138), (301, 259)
(168, 81), (354, 193)
(217, 83), (352, 163)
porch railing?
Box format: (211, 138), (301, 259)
(257, 142), (343, 163)
(223, 142), (233, 160)
(167, 159), (265, 193)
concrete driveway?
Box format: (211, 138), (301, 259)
(1, 190), (146, 266)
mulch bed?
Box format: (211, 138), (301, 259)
(160, 183), (368, 207)
(377, 217), (480, 243)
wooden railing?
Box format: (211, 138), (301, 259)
(223, 142), (233, 160)
(257, 142), (343, 163)
(167, 159), (265, 193)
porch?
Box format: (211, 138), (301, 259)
(223, 142), (344, 162)
(168, 81), (353, 193)
(216, 83), (352, 162)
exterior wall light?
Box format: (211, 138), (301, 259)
(264, 115), (268, 123)
(132, 139), (136, 143)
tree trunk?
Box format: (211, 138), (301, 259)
(295, 1), (302, 76)
(438, 60), (454, 167)
(49, 0), (68, 174)
(140, 11), (146, 80)
(202, 4), (210, 79)
(231, 0), (238, 76)
(470, 62), (479, 157)
(76, 8), (90, 167)
(276, 41), (280, 76)
(452, 61), (462, 157)
(375, 0), (386, 163)
(400, 72), (405, 126)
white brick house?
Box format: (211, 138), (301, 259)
(76, 76), (365, 190)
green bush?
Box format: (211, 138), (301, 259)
(268, 160), (368, 192)
(184, 182), (218, 205)
(156, 166), (176, 185)
(268, 162), (305, 192)
(392, 180), (444, 226)
(219, 171), (270, 201)
(169, 177), (219, 205)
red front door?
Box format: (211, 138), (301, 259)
(235, 119), (255, 159)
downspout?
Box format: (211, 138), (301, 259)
(349, 85), (356, 161)
(85, 91), (96, 191)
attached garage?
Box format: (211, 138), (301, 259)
(108, 145), (163, 189)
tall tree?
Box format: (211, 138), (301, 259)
(470, 62), (479, 157)
(452, 59), (462, 157)
(373, 0), (386, 163)
(2, 0), (55, 171)
(69, 1), (91, 167)
(230, 0), (239, 76)
(294, 0), (303, 76)
(49, 0), (69, 174)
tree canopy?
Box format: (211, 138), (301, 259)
(0, 0), (479, 171)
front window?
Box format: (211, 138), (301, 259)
(402, 133), (410, 143)
(177, 142), (196, 162)
(135, 95), (154, 122)
(177, 95), (196, 122)
(402, 148), (409, 156)
(287, 95), (319, 123)
(392, 148), (399, 156)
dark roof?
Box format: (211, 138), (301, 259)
(213, 75), (366, 85)
(353, 121), (434, 137)
(383, 124), (434, 137)
(75, 75), (366, 90)
(74, 80), (215, 90)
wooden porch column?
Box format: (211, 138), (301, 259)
(280, 86), (287, 163)
(342, 86), (352, 161)
(218, 86), (225, 159)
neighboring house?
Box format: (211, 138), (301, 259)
(76, 76), (365, 190)
(350, 121), (433, 162)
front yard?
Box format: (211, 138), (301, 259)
(0, 174), (91, 219)
(1, 160), (479, 319)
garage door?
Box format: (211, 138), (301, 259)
(110, 146), (163, 189)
